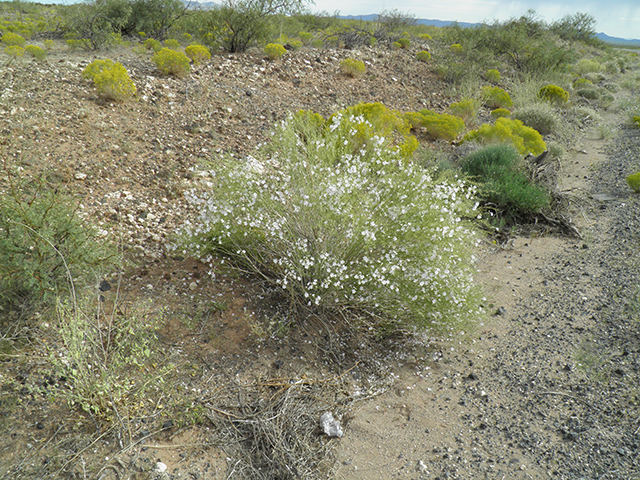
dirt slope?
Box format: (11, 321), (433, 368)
(0, 44), (639, 480)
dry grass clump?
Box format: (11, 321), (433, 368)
(205, 376), (352, 479)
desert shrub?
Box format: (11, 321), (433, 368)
(491, 108), (511, 118)
(83, 59), (136, 101)
(153, 47), (190, 77)
(513, 104), (558, 135)
(185, 44), (211, 64)
(144, 37), (161, 52)
(602, 82), (620, 93)
(4, 45), (24, 58)
(419, 110), (466, 141)
(575, 88), (600, 100)
(573, 58), (601, 75)
(82, 58), (114, 81)
(418, 33), (432, 40)
(633, 116), (640, 128)
(1, 31), (26, 47)
(450, 43), (463, 54)
(340, 57), (366, 78)
(0, 174), (115, 320)
(461, 144), (550, 217)
(299, 31), (313, 44)
(538, 84), (569, 105)
(164, 38), (181, 49)
(583, 72), (605, 83)
(264, 42), (286, 60)
(43, 39), (54, 50)
(484, 68), (500, 83)
(391, 41), (402, 50)
(482, 86), (513, 109)
(627, 172), (640, 192)
(24, 44), (46, 60)
(329, 103), (418, 159)
(416, 50), (431, 62)
(573, 78), (592, 89)
(447, 98), (479, 124)
(183, 113), (483, 337)
(396, 37), (410, 49)
(463, 117), (546, 155)
(54, 299), (166, 421)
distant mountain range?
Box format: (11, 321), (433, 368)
(341, 14), (640, 45)
(184, 5), (640, 45)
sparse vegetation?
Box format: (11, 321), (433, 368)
(153, 46), (190, 77)
(339, 57), (366, 77)
(184, 112), (483, 337)
(264, 42), (286, 60)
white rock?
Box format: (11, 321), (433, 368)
(189, 281), (198, 291)
(74, 172), (87, 180)
(154, 461), (167, 473)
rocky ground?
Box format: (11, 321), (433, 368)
(0, 42), (639, 480)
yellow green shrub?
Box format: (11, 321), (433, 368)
(392, 41), (402, 50)
(144, 38), (162, 52)
(450, 44), (463, 54)
(264, 43), (286, 60)
(418, 33), (432, 40)
(491, 108), (511, 118)
(463, 118), (546, 155)
(397, 38), (410, 49)
(43, 39), (54, 50)
(330, 102), (418, 159)
(340, 58), (366, 78)
(185, 44), (211, 64)
(82, 59), (115, 81)
(627, 172), (640, 192)
(299, 31), (313, 44)
(633, 116), (640, 128)
(484, 68), (500, 83)
(25, 44), (45, 60)
(447, 98), (479, 124)
(482, 86), (513, 109)
(538, 84), (569, 105)
(1, 32), (26, 47)
(153, 48), (190, 77)
(573, 78), (592, 88)
(4, 45), (24, 58)
(164, 38), (181, 50)
(83, 59), (136, 102)
(419, 110), (466, 142)
(573, 58), (601, 75)
(416, 50), (431, 62)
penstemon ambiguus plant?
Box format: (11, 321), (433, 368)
(182, 112), (484, 338)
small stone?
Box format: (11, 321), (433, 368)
(189, 281), (198, 291)
(417, 460), (428, 472)
(99, 280), (112, 292)
(74, 172), (87, 180)
(495, 307), (506, 316)
(154, 462), (167, 473)
(36, 422), (45, 430)
(162, 420), (174, 430)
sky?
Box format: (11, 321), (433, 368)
(309, 0), (640, 40)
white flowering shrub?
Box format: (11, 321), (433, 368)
(183, 113), (483, 337)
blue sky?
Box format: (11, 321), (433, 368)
(309, 0), (640, 40)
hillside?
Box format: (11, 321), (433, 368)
(1, 14), (640, 480)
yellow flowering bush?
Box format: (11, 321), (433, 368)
(463, 118), (546, 155)
(4, 45), (24, 58)
(482, 86), (513, 109)
(153, 48), (191, 77)
(25, 44), (46, 60)
(83, 59), (136, 102)
(539, 84), (569, 105)
(419, 110), (466, 142)
(484, 69), (501, 83)
(185, 44), (211, 64)
(416, 50), (431, 62)
(264, 43), (286, 60)
(1, 32), (26, 47)
(340, 58), (366, 78)
(627, 172), (640, 192)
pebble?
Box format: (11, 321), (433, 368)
(189, 281), (198, 291)
(154, 462), (167, 473)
